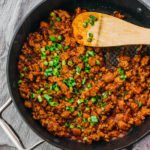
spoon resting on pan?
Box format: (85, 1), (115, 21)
(72, 12), (150, 47)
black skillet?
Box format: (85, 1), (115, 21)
(7, 0), (150, 149)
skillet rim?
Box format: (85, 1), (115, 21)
(6, 0), (150, 150)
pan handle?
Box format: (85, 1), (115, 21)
(0, 98), (45, 150)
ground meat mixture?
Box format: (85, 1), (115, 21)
(18, 8), (150, 144)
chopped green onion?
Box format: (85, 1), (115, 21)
(70, 106), (75, 112)
(120, 74), (127, 80)
(67, 60), (73, 66)
(63, 77), (76, 88)
(76, 66), (81, 75)
(87, 37), (92, 42)
(57, 35), (62, 41)
(86, 107), (90, 111)
(77, 99), (84, 104)
(17, 80), (22, 84)
(85, 19), (89, 23)
(102, 91), (108, 98)
(87, 83), (92, 88)
(81, 55), (88, 63)
(57, 44), (62, 50)
(30, 93), (36, 99)
(44, 94), (53, 101)
(89, 33), (93, 38)
(50, 12), (55, 17)
(50, 20), (53, 25)
(89, 19), (94, 26)
(83, 22), (87, 28)
(83, 137), (87, 141)
(66, 106), (70, 110)
(23, 67), (27, 71)
(90, 116), (98, 123)
(40, 88), (44, 92)
(49, 85), (53, 92)
(117, 68), (124, 75)
(136, 101), (141, 107)
(98, 98), (106, 107)
(55, 17), (61, 21)
(86, 51), (96, 57)
(89, 15), (98, 21)
(64, 45), (69, 50)
(20, 73), (24, 78)
(77, 124), (82, 129)
(70, 71), (75, 74)
(70, 125), (74, 129)
(65, 122), (69, 128)
(84, 100), (88, 104)
(44, 61), (48, 66)
(41, 56), (46, 60)
(53, 83), (60, 92)
(49, 101), (59, 107)
(77, 110), (83, 117)
(91, 97), (96, 103)
(122, 91), (128, 97)
(36, 90), (41, 94)
(66, 106), (74, 112)
(49, 36), (56, 42)
(37, 95), (43, 102)
(62, 60), (66, 66)
(41, 47), (45, 52)
(102, 107), (105, 111)
(96, 60), (100, 65)
(43, 90), (47, 94)
(69, 98), (74, 103)
(82, 77), (86, 85)
(49, 61), (54, 66)
(109, 91), (112, 96)
(85, 69), (91, 74)
(82, 118), (86, 123)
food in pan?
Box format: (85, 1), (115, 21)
(18, 8), (150, 144)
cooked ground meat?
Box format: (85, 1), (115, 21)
(18, 8), (150, 144)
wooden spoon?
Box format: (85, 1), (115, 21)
(72, 12), (150, 47)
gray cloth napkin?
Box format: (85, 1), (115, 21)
(0, 0), (150, 149)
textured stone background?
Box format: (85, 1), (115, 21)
(0, 0), (150, 149)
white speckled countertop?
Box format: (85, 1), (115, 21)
(0, 0), (150, 149)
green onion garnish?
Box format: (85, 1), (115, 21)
(37, 95), (43, 102)
(82, 77), (86, 85)
(64, 46), (69, 51)
(90, 97), (96, 103)
(89, 19), (94, 26)
(44, 94), (52, 101)
(89, 33), (93, 38)
(44, 61), (48, 66)
(87, 37), (92, 42)
(17, 80), (22, 84)
(55, 17), (61, 21)
(83, 22), (87, 28)
(96, 60), (100, 65)
(76, 66), (81, 75)
(89, 15), (98, 21)
(57, 35), (62, 41)
(30, 93), (36, 99)
(49, 36), (56, 42)
(70, 125), (74, 129)
(50, 12), (55, 17)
